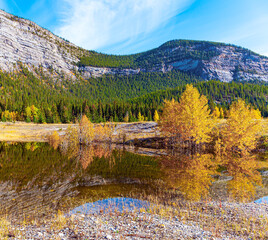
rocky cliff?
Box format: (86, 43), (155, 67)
(0, 10), (81, 75)
(0, 10), (268, 82)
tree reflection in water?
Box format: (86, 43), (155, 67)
(161, 151), (263, 202)
(221, 154), (262, 202)
(161, 153), (218, 201)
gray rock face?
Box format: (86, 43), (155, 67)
(0, 10), (80, 75)
(198, 46), (268, 82)
(79, 45), (268, 82)
(149, 45), (268, 82)
(80, 66), (140, 78)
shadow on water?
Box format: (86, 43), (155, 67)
(0, 142), (267, 219)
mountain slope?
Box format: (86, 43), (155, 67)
(0, 10), (84, 76)
(0, 9), (268, 83)
(78, 40), (268, 82)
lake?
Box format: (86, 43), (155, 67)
(0, 142), (267, 220)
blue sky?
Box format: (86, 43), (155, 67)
(1, 0), (268, 56)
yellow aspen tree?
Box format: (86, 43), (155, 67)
(250, 108), (262, 119)
(220, 108), (224, 118)
(159, 98), (180, 137)
(137, 112), (144, 122)
(153, 110), (160, 122)
(25, 106), (32, 122)
(48, 131), (61, 149)
(60, 126), (79, 158)
(212, 106), (221, 119)
(216, 100), (263, 201)
(176, 84), (213, 144)
(221, 99), (262, 153)
(79, 115), (95, 145)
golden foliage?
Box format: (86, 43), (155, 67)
(137, 112), (145, 122)
(226, 155), (262, 201)
(79, 145), (94, 169)
(79, 115), (95, 145)
(1, 110), (17, 122)
(162, 153), (217, 201)
(48, 131), (61, 149)
(153, 110), (160, 122)
(220, 99), (263, 153)
(95, 122), (114, 142)
(212, 106), (221, 119)
(215, 100), (263, 201)
(159, 98), (180, 137)
(159, 84), (213, 144)
(60, 126), (79, 158)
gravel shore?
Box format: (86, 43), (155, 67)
(3, 201), (267, 240)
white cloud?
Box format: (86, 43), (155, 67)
(55, 0), (193, 51)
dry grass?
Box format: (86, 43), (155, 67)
(0, 218), (11, 239)
(0, 121), (157, 142)
(0, 119), (266, 142)
(0, 122), (73, 142)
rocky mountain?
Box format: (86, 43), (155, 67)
(0, 9), (268, 82)
(0, 10), (83, 76)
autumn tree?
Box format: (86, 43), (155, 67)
(227, 155), (262, 201)
(153, 110), (159, 122)
(79, 115), (95, 145)
(159, 84), (213, 145)
(137, 112), (144, 122)
(159, 99), (180, 138)
(212, 106), (220, 119)
(215, 99), (263, 201)
(48, 131), (61, 149)
(219, 99), (263, 154)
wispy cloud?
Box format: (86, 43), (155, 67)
(55, 0), (193, 51)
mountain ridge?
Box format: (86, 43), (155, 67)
(0, 9), (268, 83)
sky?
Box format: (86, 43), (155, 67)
(0, 0), (268, 56)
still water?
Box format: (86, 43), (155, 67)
(0, 142), (267, 219)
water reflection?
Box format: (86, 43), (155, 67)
(0, 142), (266, 219)
(161, 151), (264, 202)
(223, 154), (262, 202)
(70, 197), (150, 215)
(0, 142), (160, 218)
(161, 153), (218, 201)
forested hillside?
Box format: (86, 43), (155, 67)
(78, 40), (226, 69)
(1, 64), (267, 123)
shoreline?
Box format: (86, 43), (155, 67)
(0, 119), (267, 143)
(0, 121), (158, 143)
(1, 199), (267, 239)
